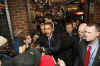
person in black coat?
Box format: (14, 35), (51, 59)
(61, 22), (76, 66)
(73, 23), (87, 66)
(39, 22), (63, 60)
(77, 23), (100, 66)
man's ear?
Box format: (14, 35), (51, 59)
(52, 28), (54, 32)
(96, 32), (100, 37)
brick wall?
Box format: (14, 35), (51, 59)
(87, 0), (100, 23)
(7, 0), (29, 33)
(94, 1), (100, 23)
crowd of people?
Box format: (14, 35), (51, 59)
(0, 12), (100, 66)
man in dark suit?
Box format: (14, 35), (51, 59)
(78, 23), (100, 66)
(73, 23), (87, 66)
(39, 22), (63, 60)
(62, 22), (75, 66)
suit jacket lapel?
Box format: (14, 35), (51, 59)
(49, 33), (55, 47)
(80, 40), (88, 65)
(92, 42), (100, 66)
(82, 45), (87, 64)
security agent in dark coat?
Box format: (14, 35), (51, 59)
(76, 40), (100, 66)
(76, 23), (100, 66)
(1, 48), (42, 66)
(58, 32), (74, 66)
(73, 23), (87, 66)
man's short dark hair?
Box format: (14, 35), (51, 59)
(87, 22), (100, 32)
(44, 22), (54, 29)
(65, 22), (73, 27)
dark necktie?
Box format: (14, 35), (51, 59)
(84, 46), (92, 66)
(69, 33), (72, 37)
(48, 37), (51, 48)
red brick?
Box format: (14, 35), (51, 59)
(8, 0), (29, 33)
